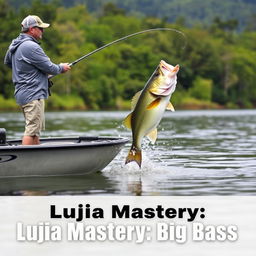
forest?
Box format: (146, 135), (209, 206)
(1, 0), (256, 110)
(8, 0), (256, 31)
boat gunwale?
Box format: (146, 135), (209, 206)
(0, 136), (129, 151)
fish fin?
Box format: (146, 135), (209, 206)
(146, 97), (161, 110)
(123, 112), (132, 129)
(166, 102), (175, 112)
(125, 145), (142, 168)
(131, 90), (142, 110)
(147, 128), (157, 144)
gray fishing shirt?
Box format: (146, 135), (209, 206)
(4, 33), (63, 105)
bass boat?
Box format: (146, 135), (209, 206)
(0, 128), (128, 177)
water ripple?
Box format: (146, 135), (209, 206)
(0, 109), (256, 195)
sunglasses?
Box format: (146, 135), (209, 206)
(33, 26), (44, 32)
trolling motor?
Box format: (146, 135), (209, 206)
(0, 128), (6, 145)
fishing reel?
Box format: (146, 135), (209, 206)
(48, 79), (53, 96)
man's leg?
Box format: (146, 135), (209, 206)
(33, 135), (40, 144)
(22, 135), (40, 145)
(21, 99), (44, 145)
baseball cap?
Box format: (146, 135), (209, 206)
(21, 15), (50, 31)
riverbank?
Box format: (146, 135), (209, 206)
(0, 94), (253, 112)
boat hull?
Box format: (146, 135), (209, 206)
(0, 137), (128, 177)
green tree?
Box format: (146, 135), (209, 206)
(0, 0), (19, 98)
(189, 77), (213, 101)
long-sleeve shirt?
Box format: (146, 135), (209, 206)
(4, 33), (63, 105)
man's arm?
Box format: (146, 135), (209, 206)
(24, 43), (70, 75)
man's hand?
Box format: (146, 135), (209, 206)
(60, 63), (71, 73)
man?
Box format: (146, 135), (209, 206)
(4, 15), (71, 145)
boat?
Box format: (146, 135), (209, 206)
(0, 129), (128, 177)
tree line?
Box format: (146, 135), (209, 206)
(8, 0), (256, 31)
(1, 0), (256, 110)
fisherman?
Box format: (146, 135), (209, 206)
(4, 15), (71, 145)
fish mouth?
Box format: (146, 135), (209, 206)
(160, 60), (179, 75)
(161, 79), (177, 96)
(160, 60), (173, 72)
(172, 64), (179, 73)
(150, 60), (178, 96)
(151, 77), (177, 96)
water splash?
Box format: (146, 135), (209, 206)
(104, 151), (156, 174)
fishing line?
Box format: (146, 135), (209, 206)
(70, 27), (187, 67)
(49, 27), (186, 79)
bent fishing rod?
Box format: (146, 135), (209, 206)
(49, 27), (187, 79)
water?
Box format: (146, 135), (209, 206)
(0, 109), (255, 195)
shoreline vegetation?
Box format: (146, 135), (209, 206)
(0, 94), (235, 112)
(1, 1), (256, 112)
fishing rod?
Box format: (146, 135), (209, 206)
(49, 27), (186, 79)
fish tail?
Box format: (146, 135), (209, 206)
(125, 145), (142, 168)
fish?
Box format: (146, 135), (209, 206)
(123, 60), (179, 167)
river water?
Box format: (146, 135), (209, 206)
(0, 109), (255, 195)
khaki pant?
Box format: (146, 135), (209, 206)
(21, 99), (45, 137)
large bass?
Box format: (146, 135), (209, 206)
(123, 60), (179, 167)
